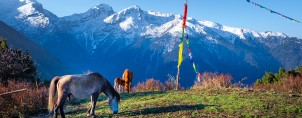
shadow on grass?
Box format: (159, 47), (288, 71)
(119, 104), (211, 116)
(120, 90), (167, 100)
(67, 91), (167, 105)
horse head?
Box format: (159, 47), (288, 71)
(109, 91), (120, 114)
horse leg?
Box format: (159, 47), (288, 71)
(53, 104), (58, 118)
(119, 85), (121, 93)
(59, 102), (66, 118)
(120, 85), (123, 93)
(114, 81), (117, 91)
(125, 82), (129, 93)
(87, 93), (99, 116)
(117, 84), (120, 93)
(128, 82), (132, 93)
(87, 107), (92, 116)
(54, 94), (67, 118)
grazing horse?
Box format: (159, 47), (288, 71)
(122, 69), (133, 93)
(48, 72), (120, 118)
(114, 78), (125, 93)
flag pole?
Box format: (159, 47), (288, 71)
(176, 0), (188, 90)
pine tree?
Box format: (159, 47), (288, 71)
(0, 38), (38, 85)
(0, 37), (8, 50)
(275, 67), (287, 81)
(261, 72), (277, 85)
(21, 51), (38, 83)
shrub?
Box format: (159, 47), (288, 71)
(132, 78), (165, 92)
(284, 75), (302, 93)
(0, 81), (48, 117)
(193, 72), (232, 89)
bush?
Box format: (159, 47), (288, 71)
(132, 78), (165, 92)
(131, 76), (179, 92)
(0, 38), (39, 85)
(0, 81), (48, 117)
(193, 72), (232, 89)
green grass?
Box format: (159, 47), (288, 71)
(61, 88), (302, 117)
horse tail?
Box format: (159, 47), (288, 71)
(48, 76), (60, 112)
(130, 71), (133, 83)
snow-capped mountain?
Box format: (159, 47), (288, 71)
(57, 4), (114, 53)
(0, 0), (58, 44)
(1, 0), (301, 85)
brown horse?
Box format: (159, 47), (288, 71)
(114, 78), (125, 93)
(113, 69), (133, 93)
(48, 72), (120, 118)
(122, 69), (133, 93)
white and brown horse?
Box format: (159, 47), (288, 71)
(114, 77), (125, 93)
(114, 69), (133, 93)
(48, 72), (120, 118)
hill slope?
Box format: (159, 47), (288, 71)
(0, 20), (71, 79)
(44, 88), (302, 117)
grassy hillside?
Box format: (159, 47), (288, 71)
(54, 88), (302, 117)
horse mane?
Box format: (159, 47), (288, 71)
(89, 72), (120, 102)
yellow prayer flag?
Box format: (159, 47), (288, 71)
(177, 42), (184, 68)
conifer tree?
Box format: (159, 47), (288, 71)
(0, 38), (8, 50)
(0, 38), (38, 85)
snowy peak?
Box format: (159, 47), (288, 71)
(104, 5), (144, 24)
(16, 2), (50, 27)
(104, 5), (177, 33)
(260, 31), (288, 38)
(61, 4), (114, 23)
(0, 0), (58, 28)
(195, 20), (289, 43)
(199, 20), (223, 29)
(104, 5), (175, 24)
(91, 4), (113, 12)
(85, 4), (114, 19)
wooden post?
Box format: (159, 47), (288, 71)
(176, 67), (180, 90)
(0, 89), (27, 96)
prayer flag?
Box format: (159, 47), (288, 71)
(177, 42), (184, 68)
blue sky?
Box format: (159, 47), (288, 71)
(36, 0), (302, 38)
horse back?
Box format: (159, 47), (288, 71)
(123, 69), (133, 82)
(59, 74), (105, 99)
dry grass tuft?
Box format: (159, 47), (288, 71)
(193, 72), (232, 89)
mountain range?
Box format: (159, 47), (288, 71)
(1, 0), (301, 86)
